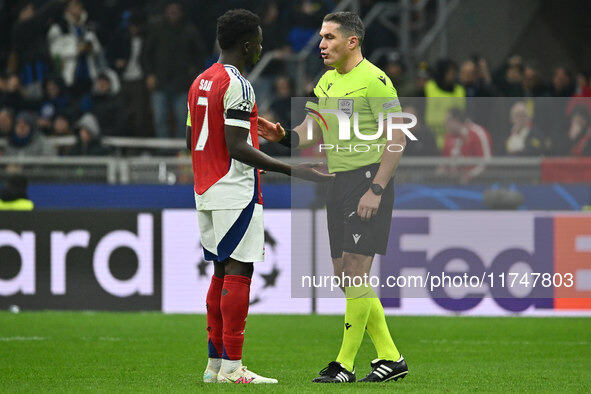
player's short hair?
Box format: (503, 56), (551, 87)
(217, 9), (260, 50)
(323, 11), (365, 45)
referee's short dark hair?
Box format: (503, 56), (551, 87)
(217, 9), (260, 50)
(323, 11), (365, 45)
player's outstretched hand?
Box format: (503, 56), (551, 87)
(291, 162), (334, 183)
(258, 116), (285, 142)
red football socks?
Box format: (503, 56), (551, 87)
(206, 275), (224, 359)
(220, 275), (251, 360)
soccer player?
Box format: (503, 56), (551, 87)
(187, 9), (331, 384)
(258, 12), (409, 383)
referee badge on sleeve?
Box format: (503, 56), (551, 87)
(338, 99), (354, 118)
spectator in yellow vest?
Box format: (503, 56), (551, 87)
(0, 175), (34, 210)
(423, 59), (466, 149)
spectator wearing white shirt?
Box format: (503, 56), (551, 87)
(505, 101), (542, 156)
(47, 0), (102, 98)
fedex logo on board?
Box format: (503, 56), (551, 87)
(553, 217), (591, 309)
(381, 214), (591, 313)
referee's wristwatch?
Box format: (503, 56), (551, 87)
(370, 183), (384, 196)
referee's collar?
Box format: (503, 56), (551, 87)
(338, 58), (366, 75)
(354, 58), (366, 69)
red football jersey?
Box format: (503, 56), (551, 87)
(187, 63), (262, 210)
(442, 121), (492, 158)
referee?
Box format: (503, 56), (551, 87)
(258, 12), (408, 383)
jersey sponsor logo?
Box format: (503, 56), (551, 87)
(353, 234), (361, 244)
(345, 322), (352, 330)
(338, 99), (354, 118)
(378, 75), (387, 86)
(199, 79), (213, 91)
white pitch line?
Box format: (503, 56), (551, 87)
(419, 339), (590, 346)
(0, 336), (46, 342)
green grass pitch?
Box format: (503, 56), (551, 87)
(1, 312), (590, 392)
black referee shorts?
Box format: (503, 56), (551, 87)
(326, 163), (395, 259)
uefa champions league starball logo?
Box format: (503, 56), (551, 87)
(196, 229), (281, 306)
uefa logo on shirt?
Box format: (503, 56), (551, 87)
(304, 104), (418, 153)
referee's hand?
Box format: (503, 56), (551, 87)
(257, 116), (285, 142)
(357, 189), (381, 221)
(291, 162), (334, 183)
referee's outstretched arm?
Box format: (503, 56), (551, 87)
(293, 115), (323, 149)
(226, 123), (332, 183)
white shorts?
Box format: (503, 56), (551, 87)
(197, 202), (264, 263)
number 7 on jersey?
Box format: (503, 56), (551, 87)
(194, 96), (209, 151)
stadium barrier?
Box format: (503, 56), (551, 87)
(20, 183), (591, 210)
(1, 210), (590, 316)
(0, 155), (564, 185)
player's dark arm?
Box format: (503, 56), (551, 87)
(186, 125), (191, 150)
(225, 125), (292, 175)
(257, 114), (322, 149)
(226, 124), (333, 182)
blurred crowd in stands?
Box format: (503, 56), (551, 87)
(0, 0), (590, 160)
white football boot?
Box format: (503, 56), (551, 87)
(217, 365), (278, 384)
(203, 358), (221, 383)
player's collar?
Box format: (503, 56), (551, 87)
(222, 64), (240, 73)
